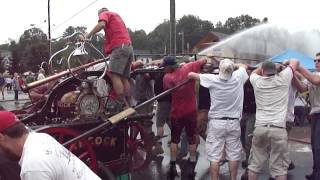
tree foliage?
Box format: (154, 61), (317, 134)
(222, 15), (261, 34)
(1, 14), (266, 72)
(176, 15), (215, 53)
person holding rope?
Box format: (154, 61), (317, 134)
(189, 59), (248, 180)
(86, 7), (133, 109)
(0, 111), (101, 180)
(163, 56), (210, 178)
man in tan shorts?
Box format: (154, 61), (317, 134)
(248, 60), (299, 180)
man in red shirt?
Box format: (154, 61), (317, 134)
(87, 7), (133, 108)
(163, 56), (208, 178)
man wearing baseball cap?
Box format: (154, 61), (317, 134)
(162, 56), (210, 178)
(0, 111), (101, 180)
(0, 111), (21, 180)
(188, 59), (248, 180)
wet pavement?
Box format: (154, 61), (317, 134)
(131, 128), (312, 180)
(0, 89), (313, 180)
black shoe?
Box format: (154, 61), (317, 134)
(269, 177), (275, 180)
(240, 170), (248, 180)
(288, 162), (295, 170)
(186, 160), (196, 178)
(168, 164), (178, 177)
(306, 173), (314, 180)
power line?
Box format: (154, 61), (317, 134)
(52, 0), (98, 32)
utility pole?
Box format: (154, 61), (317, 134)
(170, 0), (176, 57)
(179, 31), (184, 54)
(48, 0), (52, 58)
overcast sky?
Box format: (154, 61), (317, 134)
(1, 0), (319, 44)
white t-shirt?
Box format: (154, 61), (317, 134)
(308, 72), (320, 114)
(250, 67), (293, 128)
(199, 67), (249, 119)
(285, 84), (297, 122)
(19, 132), (101, 180)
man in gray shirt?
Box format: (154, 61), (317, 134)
(296, 52), (320, 180)
(248, 60), (299, 180)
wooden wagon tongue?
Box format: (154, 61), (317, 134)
(63, 79), (191, 147)
(21, 58), (106, 92)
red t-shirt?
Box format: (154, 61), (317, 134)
(99, 11), (131, 54)
(163, 61), (203, 119)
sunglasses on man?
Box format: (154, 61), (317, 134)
(314, 59), (320, 63)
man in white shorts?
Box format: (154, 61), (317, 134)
(188, 59), (248, 180)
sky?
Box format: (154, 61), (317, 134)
(1, 0), (320, 44)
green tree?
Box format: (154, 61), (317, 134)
(176, 15), (214, 53)
(147, 20), (170, 53)
(18, 28), (49, 72)
(223, 14), (261, 34)
(129, 29), (149, 50)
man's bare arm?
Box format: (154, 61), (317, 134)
(87, 21), (106, 39)
(251, 67), (262, 75)
(298, 65), (320, 85)
(188, 72), (200, 81)
(292, 72), (308, 92)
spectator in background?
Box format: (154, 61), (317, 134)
(37, 69), (45, 81)
(18, 76), (25, 89)
(25, 72), (35, 84)
(12, 73), (20, 104)
(5, 76), (12, 91)
(0, 73), (6, 100)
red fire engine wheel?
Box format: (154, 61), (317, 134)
(126, 122), (151, 171)
(39, 127), (98, 172)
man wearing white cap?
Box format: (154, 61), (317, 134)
(188, 59), (248, 180)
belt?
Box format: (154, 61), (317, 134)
(260, 124), (285, 129)
(216, 117), (239, 120)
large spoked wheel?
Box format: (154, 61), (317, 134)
(126, 122), (151, 171)
(39, 127), (98, 172)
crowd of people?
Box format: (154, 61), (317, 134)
(0, 6), (318, 180)
(0, 69), (47, 104)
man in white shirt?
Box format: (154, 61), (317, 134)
(248, 60), (299, 180)
(188, 59), (248, 180)
(0, 111), (101, 180)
